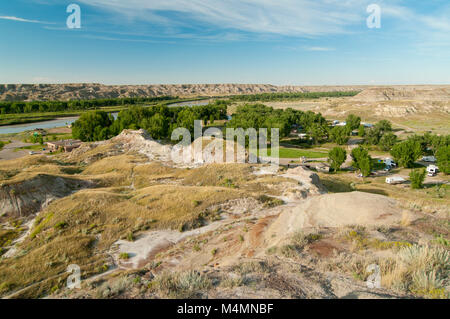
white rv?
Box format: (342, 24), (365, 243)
(386, 176), (406, 185)
(427, 165), (439, 176)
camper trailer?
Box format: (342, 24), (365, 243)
(422, 156), (437, 163)
(384, 158), (397, 168)
(427, 165), (439, 177)
(386, 176), (406, 185)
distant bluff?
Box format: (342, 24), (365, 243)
(1, 83), (450, 102)
(0, 83), (366, 101)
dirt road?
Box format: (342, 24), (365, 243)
(0, 139), (34, 161)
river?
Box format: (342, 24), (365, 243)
(0, 113), (119, 135)
(0, 100), (213, 135)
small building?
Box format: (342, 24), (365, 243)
(362, 123), (373, 128)
(46, 139), (82, 152)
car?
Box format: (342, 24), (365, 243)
(29, 151), (36, 155)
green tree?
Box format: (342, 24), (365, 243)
(142, 113), (168, 140)
(330, 126), (349, 145)
(375, 120), (392, 132)
(359, 156), (373, 177)
(330, 126), (350, 145)
(72, 111), (113, 142)
(379, 132), (398, 151)
(328, 147), (347, 172)
(307, 122), (329, 145)
(390, 140), (422, 168)
(351, 146), (373, 177)
(436, 145), (449, 174)
(358, 125), (365, 137)
(409, 168), (426, 189)
(345, 114), (361, 130)
(365, 127), (382, 145)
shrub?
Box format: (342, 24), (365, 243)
(409, 168), (426, 189)
(151, 270), (211, 298)
(119, 253), (130, 260)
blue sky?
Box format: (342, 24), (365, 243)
(1, 0), (450, 85)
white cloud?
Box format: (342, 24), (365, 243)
(0, 15), (51, 24)
(304, 46), (335, 51)
(77, 0), (367, 37)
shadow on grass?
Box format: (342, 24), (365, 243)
(320, 177), (354, 193)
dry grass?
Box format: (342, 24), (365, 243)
(132, 185), (244, 230)
(148, 270), (212, 298)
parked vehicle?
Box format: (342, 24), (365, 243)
(383, 158), (397, 168)
(386, 176), (406, 184)
(427, 165), (439, 177)
(422, 156), (437, 163)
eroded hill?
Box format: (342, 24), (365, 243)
(0, 130), (448, 299)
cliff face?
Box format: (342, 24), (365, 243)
(0, 174), (91, 219)
(0, 83), (367, 101)
(352, 87), (450, 102)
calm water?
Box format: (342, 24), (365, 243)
(0, 113), (119, 135)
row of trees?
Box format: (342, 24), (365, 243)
(227, 104), (328, 141)
(327, 137), (449, 175)
(72, 101), (228, 142)
(228, 91), (359, 102)
(0, 96), (178, 114)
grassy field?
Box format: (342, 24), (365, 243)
(255, 147), (328, 159)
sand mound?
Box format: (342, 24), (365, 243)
(268, 192), (409, 237)
(111, 129), (172, 163)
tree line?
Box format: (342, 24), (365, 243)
(0, 96), (178, 114)
(228, 91), (360, 102)
(72, 101), (228, 142)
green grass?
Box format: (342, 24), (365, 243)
(14, 144), (44, 152)
(256, 147), (327, 158)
